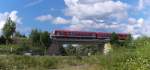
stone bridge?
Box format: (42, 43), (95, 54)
(48, 38), (110, 55)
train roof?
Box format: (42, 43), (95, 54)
(54, 30), (96, 33)
(54, 30), (129, 35)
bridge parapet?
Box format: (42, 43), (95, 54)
(52, 38), (110, 44)
(47, 37), (110, 55)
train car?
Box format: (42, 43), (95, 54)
(117, 33), (128, 40)
(96, 32), (111, 39)
(96, 32), (128, 40)
(52, 30), (96, 39)
(51, 30), (129, 40)
(51, 30), (66, 38)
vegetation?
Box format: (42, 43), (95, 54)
(1, 17), (150, 70)
(15, 32), (26, 38)
(2, 17), (16, 44)
(110, 32), (119, 45)
(0, 39), (150, 70)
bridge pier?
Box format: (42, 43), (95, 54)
(97, 43), (112, 55)
(47, 38), (111, 55)
(47, 42), (63, 55)
(97, 44), (105, 54)
(103, 43), (112, 55)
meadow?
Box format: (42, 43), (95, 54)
(0, 37), (150, 70)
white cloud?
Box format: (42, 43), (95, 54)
(9, 11), (22, 24)
(137, 18), (144, 25)
(0, 10), (21, 35)
(36, 14), (53, 22)
(124, 18), (145, 38)
(24, 0), (43, 8)
(53, 17), (70, 24)
(36, 14), (70, 24)
(138, 0), (144, 10)
(135, 18), (150, 37)
(36, 0), (130, 33)
(34, 0), (149, 38)
(79, 0), (111, 4)
(58, 0), (150, 39)
(128, 18), (144, 26)
(65, 0), (128, 19)
(138, 0), (150, 10)
(67, 18), (125, 31)
(128, 18), (137, 24)
(63, 0), (129, 32)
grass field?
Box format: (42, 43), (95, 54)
(0, 37), (150, 70)
(0, 45), (150, 70)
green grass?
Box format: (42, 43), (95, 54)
(0, 45), (19, 54)
(0, 55), (59, 70)
(0, 46), (150, 70)
(1, 38), (150, 70)
(0, 55), (85, 70)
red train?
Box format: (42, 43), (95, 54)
(51, 30), (128, 40)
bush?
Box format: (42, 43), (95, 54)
(0, 55), (59, 70)
(16, 43), (30, 55)
(0, 45), (20, 54)
(0, 36), (6, 44)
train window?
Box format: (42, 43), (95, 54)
(121, 35), (124, 37)
(84, 33), (86, 36)
(57, 32), (60, 35)
(69, 32), (72, 35)
(58, 32), (61, 35)
(92, 33), (95, 36)
(87, 33), (89, 36)
(55, 31), (57, 35)
(60, 32), (64, 35)
(67, 32), (70, 35)
(77, 32), (80, 36)
(70, 32), (75, 36)
(103, 34), (106, 37)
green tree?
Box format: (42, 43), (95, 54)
(30, 29), (51, 47)
(29, 29), (52, 55)
(123, 34), (133, 47)
(2, 17), (16, 44)
(40, 31), (51, 48)
(0, 35), (6, 44)
(15, 32), (26, 38)
(40, 31), (51, 54)
(110, 32), (119, 45)
(127, 34), (132, 42)
(30, 29), (41, 47)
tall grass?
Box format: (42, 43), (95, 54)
(0, 45), (19, 54)
(0, 55), (60, 70)
(0, 55), (85, 70)
(81, 44), (150, 70)
(0, 46), (150, 70)
(1, 37), (150, 70)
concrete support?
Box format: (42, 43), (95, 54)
(104, 43), (112, 55)
(47, 38), (110, 55)
(97, 44), (105, 54)
(97, 43), (112, 55)
(47, 42), (62, 55)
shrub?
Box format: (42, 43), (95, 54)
(0, 55), (59, 70)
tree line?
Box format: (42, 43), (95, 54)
(0, 17), (52, 55)
(0, 17), (132, 56)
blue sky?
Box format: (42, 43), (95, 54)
(0, 0), (149, 38)
(0, 0), (66, 35)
